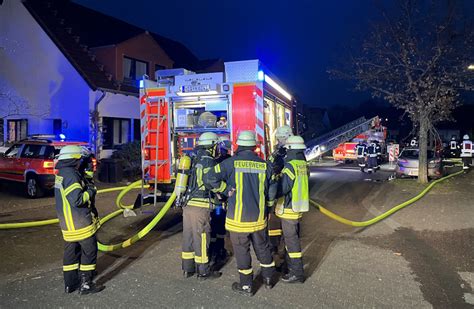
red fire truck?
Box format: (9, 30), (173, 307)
(139, 60), (296, 186)
(332, 117), (387, 162)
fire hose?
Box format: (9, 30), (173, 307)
(309, 169), (465, 227)
(0, 165), (464, 249)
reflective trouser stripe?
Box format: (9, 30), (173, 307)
(238, 268), (253, 275)
(268, 229), (282, 236)
(63, 263), (79, 271)
(260, 261), (275, 268)
(200, 232), (207, 264)
(194, 255), (209, 264)
(182, 252), (195, 259)
(79, 264), (96, 271)
(288, 251), (303, 259)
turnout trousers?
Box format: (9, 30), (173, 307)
(229, 229), (275, 286)
(63, 234), (98, 288)
(210, 206), (226, 258)
(268, 212), (282, 252)
(281, 219), (304, 277)
(182, 206), (211, 275)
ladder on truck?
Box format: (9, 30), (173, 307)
(305, 116), (379, 161)
(140, 76), (170, 209)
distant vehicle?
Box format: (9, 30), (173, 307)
(0, 136), (93, 198)
(396, 148), (443, 178)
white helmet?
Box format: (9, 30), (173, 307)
(57, 145), (83, 161)
(198, 132), (219, 147)
(463, 134), (470, 140)
(275, 125), (293, 142)
(236, 130), (257, 146)
(285, 135), (306, 150)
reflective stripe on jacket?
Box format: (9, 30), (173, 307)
(54, 164), (97, 242)
(203, 149), (276, 233)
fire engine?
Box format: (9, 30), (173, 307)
(332, 117), (387, 162)
(139, 60), (295, 190)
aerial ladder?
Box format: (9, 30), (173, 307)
(304, 116), (381, 161)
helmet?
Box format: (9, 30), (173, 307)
(464, 134), (470, 140)
(285, 135), (306, 150)
(236, 130), (257, 146)
(275, 125), (293, 141)
(57, 145), (83, 161)
(198, 132), (219, 147)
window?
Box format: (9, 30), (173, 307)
(7, 119), (28, 142)
(4, 144), (21, 158)
(123, 56), (149, 82)
(133, 119), (140, 142)
(21, 144), (46, 159)
(102, 117), (131, 149)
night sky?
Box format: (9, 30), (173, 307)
(74, 0), (378, 108)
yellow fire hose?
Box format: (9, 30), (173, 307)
(310, 169), (465, 227)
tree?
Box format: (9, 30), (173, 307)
(331, 0), (474, 183)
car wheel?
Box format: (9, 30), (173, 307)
(26, 176), (44, 198)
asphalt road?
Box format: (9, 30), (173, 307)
(0, 166), (473, 308)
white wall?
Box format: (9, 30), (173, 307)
(0, 0), (91, 143)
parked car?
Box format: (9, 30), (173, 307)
(0, 137), (92, 198)
(396, 148), (443, 178)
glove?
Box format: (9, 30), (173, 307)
(87, 185), (97, 196)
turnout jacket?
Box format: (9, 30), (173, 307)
(275, 150), (309, 220)
(54, 160), (98, 242)
(204, 149), (277, 233)
(268, 145), (287, 176)
(186, 147), (217, 208)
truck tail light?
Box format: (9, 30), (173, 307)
(92, 158), (97, 172)
(43, 160), (54, 169)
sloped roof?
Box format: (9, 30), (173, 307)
(22, 0), (204, 95)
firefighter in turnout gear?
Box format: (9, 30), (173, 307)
(267, 125), (293, 253)
(461, 134), (473, 170)
(276, 135), (309, 283)
(181, 132), (222, 280)
(210, 138), (232, 266)
(54, 145), (102, 295)
(356, 140), (367, 172)
(366, 141), (378, 173)
(449, 136), (459, 158)
(204, 130), (277, 296)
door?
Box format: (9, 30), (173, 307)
(0, 144), (24, 182)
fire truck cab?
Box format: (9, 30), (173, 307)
(139, 60), (295, 186)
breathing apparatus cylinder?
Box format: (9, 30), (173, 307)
(174, 155), (191, 199)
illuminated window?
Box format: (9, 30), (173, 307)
(7, 119), (28, 142)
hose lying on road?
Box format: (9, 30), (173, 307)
(0, 180), (176, 252)
(310, 169), (465, 227)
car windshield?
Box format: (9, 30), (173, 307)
(400, 149), (435, 159)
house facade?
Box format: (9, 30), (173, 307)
(0, 0), (218, 158)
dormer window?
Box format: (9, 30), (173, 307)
(123, 56), (148, 83)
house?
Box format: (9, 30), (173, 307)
(0, 0), (221, 158)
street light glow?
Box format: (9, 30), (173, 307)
(468, 64), (474, 70)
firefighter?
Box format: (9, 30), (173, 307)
(181, 132), (222, 280)
(375, 140), (382, 168)
(204, 130), (277, 296)
(209, 138), (232, 265)
(449, 136), (459, 158)
(268, 125), (293, 253)
(54, 145), (102, 295)
(366, 141), (378, 173)
(356, 140), (367, 172)
(461, 134), (473, 170)
(275, 135), (309, 284)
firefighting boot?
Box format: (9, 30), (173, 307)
(231, 282), (253, 296)
(197, 271), (222, 281)
(183, 271), (195, 278)
(78, 275), (104, 295)
(281, 273), (305, 284)
(263, 277), (274, 289)
(64, 284), (79, 294)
